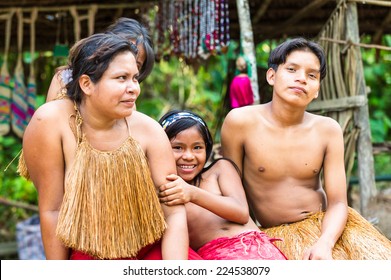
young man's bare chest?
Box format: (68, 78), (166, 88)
(243, 125), (325, 180)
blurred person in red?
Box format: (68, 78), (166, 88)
(229, 56), (254, 109)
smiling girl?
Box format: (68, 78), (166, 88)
(158, 110), (287, 260)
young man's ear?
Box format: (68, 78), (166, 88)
(266, 68), (275, 86)
(79, 74), (93, 96)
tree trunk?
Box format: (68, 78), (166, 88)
(345, 2), (377, 217)
(235, 0), (259, 104)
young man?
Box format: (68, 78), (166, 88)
(221, 37), (391, 260)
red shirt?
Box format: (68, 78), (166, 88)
(229, 75), (254, 108)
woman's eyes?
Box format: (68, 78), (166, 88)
(116, 75), (139, 81)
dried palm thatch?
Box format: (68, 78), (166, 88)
(262, 207), (391, 260)
(17, 150), (29, 180)
(55, 110), (166, 259)
(309, 2), (361, 186)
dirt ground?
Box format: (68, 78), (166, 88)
(350, 186), (391, 240)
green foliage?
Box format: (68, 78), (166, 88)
(0, 136), (38, 242)
(358, 35), (391, 178)
(362, 35), (391, 142)
(138, 53), (231, 139)
(0, 136), (37, 204)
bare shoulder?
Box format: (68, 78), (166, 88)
(28, 99), (73, 126)
(128, 111), (169, 149)
(129, 111), (164, 133)
(24, 100), (73, 145)
(309, 113), (343, 135)
(206, 158), (240, 177)
(223, 104), (263, 128)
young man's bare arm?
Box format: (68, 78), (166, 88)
(303, 119), (348, 260)
(221, 110), (245, 175)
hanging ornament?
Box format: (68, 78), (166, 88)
(155, 0), (230, 62)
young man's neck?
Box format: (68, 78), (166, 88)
(267, 101), (306, 127)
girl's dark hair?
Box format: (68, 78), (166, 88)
(66, 32), (138, 103)
(268, 37), (327, 81)
(159, 110), (213, 161)
(105, 17), (154, 83)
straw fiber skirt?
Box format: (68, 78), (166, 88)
(262, 207), (391, 260)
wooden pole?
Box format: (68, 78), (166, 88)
(345, 2), (377, 217)
(235, 0), (259, 104)
(0, 197), (38, 212)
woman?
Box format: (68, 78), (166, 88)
(158, 110), (287, 260)
(22, 33), (191, 260)
(46, 17), (154, 102)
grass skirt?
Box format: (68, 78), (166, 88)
(262, 207), (391, 260)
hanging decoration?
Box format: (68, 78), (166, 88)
(53, 12), (70, 58)
(11, 9), (28, 138)
(155, 0), (230, 63)
(0, 10), (15, 136)
(26, 8), (38, 124)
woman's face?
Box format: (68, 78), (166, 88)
(89, 51), (140, 119)
(170, 126), (207, 183)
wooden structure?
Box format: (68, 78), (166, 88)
(309, 1), (377, 216)
(1, 0), (390, 216)
(0, 0), (390, 51)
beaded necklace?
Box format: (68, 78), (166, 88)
(155, 0), (230, 62)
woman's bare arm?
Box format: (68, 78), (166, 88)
(23, 103), (69, 259)
(145, 119), (189, 260)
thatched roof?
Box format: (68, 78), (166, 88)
(0, 0), (390, 54)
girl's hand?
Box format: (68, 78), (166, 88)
(159, 174), (193, 205)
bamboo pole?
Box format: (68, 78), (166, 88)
(345, 2), (377, 217)
(235, 0), (259, 104)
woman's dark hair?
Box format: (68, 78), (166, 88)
(66, 32), (138, 103)
(105, 17), (154, 83)
(268, 37), (327, 81)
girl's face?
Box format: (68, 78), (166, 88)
(135, 44), (146, 71)
(170, 126), (207, 183)
(128, 39), (146, 71)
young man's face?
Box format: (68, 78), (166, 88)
(267, 49), (321, 106)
